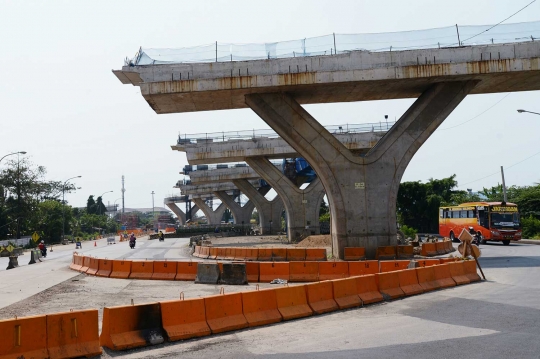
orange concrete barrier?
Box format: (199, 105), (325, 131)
(46, 309), (102, 358)
(245, 248), (259, 261)
(397, 269), (424, 296)
(86, 257), (99, 276)
(348, 260), (379, 276)
(176, 262), (198, 281)
(286, 248), (306, 261)
(110, 260), (132, 279)
(100, 302), (164, 350)
(463, 260), (482, 282)
(152, 261), (177, 280)
(305, 248), (327, 261)
(416, 266), (440, 291)
(204, 292), (248, 334)
(193, 246), (201, 257)
(376, 246), (396, 260)
(332, 277), (362, 309)
(421, 243), (438, 257)
(379, 260), (410, 273)
(160, 297), (211, 341)
(216, 247), (227, 259)
(355, 274), (384, 304)
(234, 248), (247, 261)
(344, 247), (365, 261)
(70, 254), (82, 271)
(96, 259), (113, 277)
(245, 262), (260, 282)
(444, 241), (453, 253)
(432, 263), (456, 288)
(271, 248), (287, 261)
(80, 256), (91, 273)
(241, 288), (282, 327)
(397, 245), (414, 259)
(289, 262), (319, 282)
(305, 281), (338, 314)
(129, 261), (154, 280)
(259, 262), (289, 282)
(376, 272), (405, 300)
(439, 257), (458, 264)
(200, 246), (210, 259)
(275, 285), (313, 320)
(416, 259), (441, 267)
(447, 261), (470, 285)
(435, 241), (446, 255)
(224, 248), (235, 260)
(208, 247), (218, 260)
(257, 248), (273, 261)
(0, 314), (48, 359)
(318, 262), (348, 280)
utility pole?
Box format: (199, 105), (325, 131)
(151, 191), (155, 231)
(121, 175), (125, 216)
(500, 166), (508, 203)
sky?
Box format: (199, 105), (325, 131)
(1, 0), (539, 212)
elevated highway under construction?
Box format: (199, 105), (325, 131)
(115, 29), (540, 259)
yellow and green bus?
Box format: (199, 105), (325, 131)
(439, 202), (521, 245)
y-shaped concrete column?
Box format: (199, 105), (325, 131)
(214, 191), (256, 226)
(246, 157), (325, 242)
(165, 203), (199, 225)
(246, 81), (477, 258)
(231, 179), (284, 235)
(191, 198), (227, 225)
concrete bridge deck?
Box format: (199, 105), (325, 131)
(115, 42), (540, 113)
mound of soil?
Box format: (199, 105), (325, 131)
(296, 235), (331, 247)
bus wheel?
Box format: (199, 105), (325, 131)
(450, 232), (456, 242)
(503, 240), (510, 246)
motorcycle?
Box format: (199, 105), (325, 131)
(40, 247), (47, 258)
(129, 239), (136, 249)
(468, 227), (482, 247)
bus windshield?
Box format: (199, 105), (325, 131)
(491, 212), (520, 228)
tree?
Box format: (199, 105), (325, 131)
(86, 196), (96, 214)
(397, 175), (466, 233)
(0, 158), (74, 239)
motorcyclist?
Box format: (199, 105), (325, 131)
(129, 234), (136, 249)
(158, 231), (164, 242)
(38, 240), (47, 257)
(469, 226), (481, 246)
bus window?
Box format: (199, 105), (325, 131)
(460, 211), (468, 218)
(468, 210), (474, 218)
(439, 209), (443, 218)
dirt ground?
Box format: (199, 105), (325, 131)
(296, 234), (331, 248)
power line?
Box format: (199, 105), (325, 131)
(439, 93), (510, 131)
(460, 148), (540, 186)
(461, 0), (537, 43)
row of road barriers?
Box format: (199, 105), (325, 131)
(70, 252), (467, 283)
(3, 254), (481, 356)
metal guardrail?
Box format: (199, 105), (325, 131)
(177, 121), (395, 144)
(126, 21), (540, 65)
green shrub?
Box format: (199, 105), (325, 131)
(521, 215), (540, 239)
(401, 225), (417, 239)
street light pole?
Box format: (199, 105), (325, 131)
(62, 175), (82, 243)
(517, 109), (540, 116)
(0, 151), (27, 164)
(151, 191), (155, 231)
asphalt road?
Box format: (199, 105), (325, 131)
(1, 239), (539, 358)
(102, 241), (540, 359)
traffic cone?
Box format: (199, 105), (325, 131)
(94, 241), (97, 247)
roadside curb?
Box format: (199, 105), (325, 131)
(519, 240), (540, 245)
